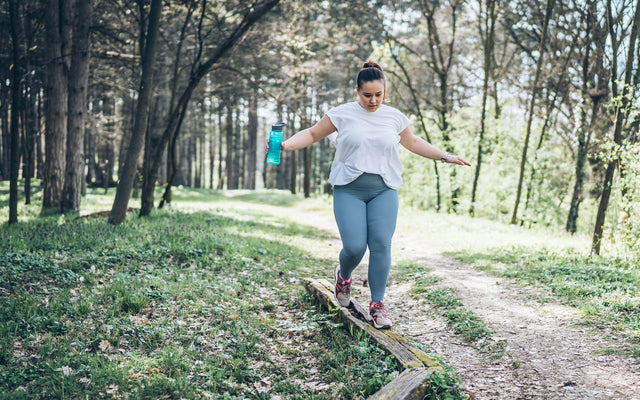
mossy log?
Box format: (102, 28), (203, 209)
(303, 278), (444, 400)
(367, 367), (432, 400)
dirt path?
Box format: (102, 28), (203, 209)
(287, 206), (640, 400)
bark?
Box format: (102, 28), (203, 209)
(225, 104), (236, 189)
(233, 106), (242, 188)
(43, 0), (72, 211)
(209, 104), (216, 189)
(108, 0), (162, 224)
(246, 83), (258, 190)
(217, 105), (224, 190)
(510, 0), (555, 224)
(470, 0), (496, 216)
(198, 134), (205, 188)
(23, 11), (39, 206)
(8, 0), (23, 224)
(62, 0), (92, 213)
(140, 0), (280, 216)
(288, 110), (296, 194)
(85, 97), (96, 185)
(592, 0), (640, 254)
(1, 83), (8, 180)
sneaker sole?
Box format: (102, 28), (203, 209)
(334, 266), (350, 307)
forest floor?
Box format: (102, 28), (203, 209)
(277, 199), (640, 400)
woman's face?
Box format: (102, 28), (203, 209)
(356, 80), (385, 112)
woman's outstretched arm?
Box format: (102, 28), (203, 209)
(281, 115), (337, 152)
(399, 127), (471, 166)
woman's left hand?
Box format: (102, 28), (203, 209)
(446, 155), (471, 166)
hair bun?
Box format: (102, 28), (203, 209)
(362, 60), (383, 71)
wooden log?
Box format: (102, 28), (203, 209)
(367, 368), (433, 400)
(303, 278), (443, 371)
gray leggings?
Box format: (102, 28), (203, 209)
(333, 173), (398, 303)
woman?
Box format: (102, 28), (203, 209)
(273, 61), (470, 329)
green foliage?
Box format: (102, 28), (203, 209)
(425, 370), (469, 400)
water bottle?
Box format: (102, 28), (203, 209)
(266, 122), (286, 165)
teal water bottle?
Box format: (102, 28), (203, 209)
(267, 122), (286, 165)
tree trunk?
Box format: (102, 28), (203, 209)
(225, 104), (236, 189)
(85, 97), (96, 185)
(288, 111), (296, 194)
(246, 84), (258, 190)
(233, 107), (242, 188)
(109, 0), (162, 224)
(209, 105), (216, 189)
(470, 0), (496, 216)
(62, 0), (92, 213)
(567, 1), (602, 234)
(23, 11), (39, 206)
(217, 106), (224, 190)
(0, 82), (9, 180)
(43, 0), (72, 211)
(510, 0), (555, 224)
(592, 0), (640, 254)
(8, 0), (24, 224)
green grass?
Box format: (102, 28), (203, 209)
(0, 185), (399, 399)
(449, 248), (640, 343)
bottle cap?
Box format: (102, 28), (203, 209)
(271, 122), (286, 130)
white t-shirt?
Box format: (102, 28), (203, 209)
(326, 101), (410, 190)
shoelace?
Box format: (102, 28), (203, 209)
(371, 302), (388, 317)
(337, 273), (352, 289)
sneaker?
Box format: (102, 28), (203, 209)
(367, 301), (392, 329)
(334, 266), (352, 307)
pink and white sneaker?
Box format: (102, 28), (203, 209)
(334, 266), (352, 307)
(367, 301), (392, 329)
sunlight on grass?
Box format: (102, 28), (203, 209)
(396, 204), (592, 256)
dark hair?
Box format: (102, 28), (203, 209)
(356, 60), (385, 90)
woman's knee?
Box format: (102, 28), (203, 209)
(342, 241), (367, 260)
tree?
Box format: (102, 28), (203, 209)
(566, 0), (609, 234)
(62, 0), (93, 213)
(43, 0), (72, 211)
(510, 0), (555, 224)
(418, 0), (465, 212)
(8, 0), (24, 224)
(592, 0), (640, 254)
(469, 0), (497, 216)
(109, 0), (163, 225)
